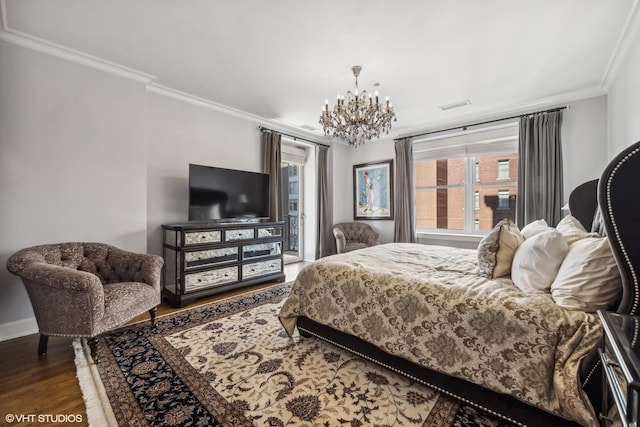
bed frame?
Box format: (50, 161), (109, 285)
(298, 140), (640, 426)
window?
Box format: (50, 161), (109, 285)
(498, 160), (510, 179)
(498, 190), (510, 209)
(414, 123), (519, 233)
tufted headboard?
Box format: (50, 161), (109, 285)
(567, 179), (598, 231)
(598, 141), (640, 316)
(574, 141), (640, 413)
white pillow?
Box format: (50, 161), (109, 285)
(520, 219), (551, 239)
(556, 215), (599, 245)
(551, 237), (622, 312)
(511, 230), (569, 293)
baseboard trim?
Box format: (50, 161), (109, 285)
(0, 317), (38, 341)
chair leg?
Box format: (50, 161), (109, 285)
(38, 334), (48, 356)
(149, 306), (157, 326)
(87, 336), (99, 363)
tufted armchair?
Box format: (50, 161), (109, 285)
(333, 222), (379, 254)
(7, 242), (163, 359)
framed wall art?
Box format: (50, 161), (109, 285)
(353, 159), (394, 220)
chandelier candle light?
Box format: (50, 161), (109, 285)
(319, 65), (397, 148)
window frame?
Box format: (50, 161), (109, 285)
(497, 159), (510, 180)
(413, 122), (519, 236)
(497, 189), (510, 209)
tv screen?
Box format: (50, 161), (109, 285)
(188, 164), (270, 222)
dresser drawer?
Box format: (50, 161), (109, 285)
(242, 259), (282, 279)
(242, 242), (281, 261)
(184, 247), (238, 270)
(257, 226), (283, 239)
(225, 228), (255, 241)
(184, 230), (222, 245)
(184, 266), (238, 292)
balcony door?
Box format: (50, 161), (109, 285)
(280, 144), (306, 263)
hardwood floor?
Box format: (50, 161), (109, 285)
(0, 262), (307, 426)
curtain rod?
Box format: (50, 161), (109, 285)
(394, 106), (568, 141)
(259, 126), (330, 147)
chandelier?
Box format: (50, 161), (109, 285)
(319, 65), (397, 147)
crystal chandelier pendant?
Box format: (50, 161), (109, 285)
(319, 65), (397, 148)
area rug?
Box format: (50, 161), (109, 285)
(76, 282), (513, 426)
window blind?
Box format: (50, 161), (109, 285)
(282, 143), (307, 165)
(413, 122), (519, 160)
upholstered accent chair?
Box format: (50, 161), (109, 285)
(7, 242), (163, 358)
(333, 222), (379, 254)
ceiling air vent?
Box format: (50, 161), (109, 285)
(439, 100), (471, 111)
(300, 124), (317, 131)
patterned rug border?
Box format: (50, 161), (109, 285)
(128, 282), (293, 326)
(74, 338), (118, 427)
(93, 282), (293, 426)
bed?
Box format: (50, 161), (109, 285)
(278, 140), (640, 427)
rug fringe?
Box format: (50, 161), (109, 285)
(73, 339), (118, 427)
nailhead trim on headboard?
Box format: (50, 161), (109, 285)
(604, 145), (640, 316)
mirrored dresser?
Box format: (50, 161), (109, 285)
(598, 310), (640, 427)
(162, 220), (286, 307)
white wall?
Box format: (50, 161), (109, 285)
(145, 92), (264, 257)
(561, 95), (609, 196)
(332, 138), (396, 243)
(608, 29), (640, 157)
(0, 40), (148, 335)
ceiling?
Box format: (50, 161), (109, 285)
(2, 0), (638, 140)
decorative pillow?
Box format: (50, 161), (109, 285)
(511, 229), (569, 293)
(520, 219), (550, 239)
(477, 219), (524, 278)
(551, 237), (622, 312)
(556, 214), (599, 245)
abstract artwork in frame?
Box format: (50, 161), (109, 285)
(353, 159), (394, 220)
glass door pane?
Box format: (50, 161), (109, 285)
(281, 162), (303, 263)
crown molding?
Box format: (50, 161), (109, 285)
(1, 0), (154, 83)
(147, 83), (327, 143)
(0, 31), (156, 84)
(600, 0), (640, 90)
(0, 2), (153, 84)
(147, 83), (266, 121)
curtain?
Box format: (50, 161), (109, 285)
(394, 138), (416, 242)
(316, 145), (335, 258)
(516, 111), (564, 227)
(261, 130), (282, 221)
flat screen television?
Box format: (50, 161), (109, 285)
(188, 164), (270, 222)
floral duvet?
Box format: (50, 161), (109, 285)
(278, 243), (601, 426)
